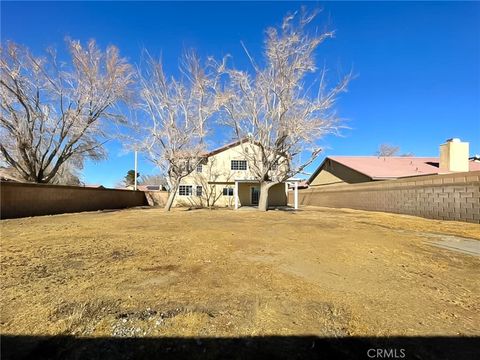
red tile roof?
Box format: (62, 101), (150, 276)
(309, 156), (480, 183)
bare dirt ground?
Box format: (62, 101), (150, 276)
(1, 206), (479, 359)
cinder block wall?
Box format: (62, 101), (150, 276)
(144, 191), (169, 207)
(289, 171), (480, 223)
(0, 181), (148, 219)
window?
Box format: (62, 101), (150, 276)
(196, 185), (203, 196)
(146, 185), (160, 191)
(196, 164), (203, 173)
(231, 160), (247, 171)
(179, 185), (193, 196)
(223, 188), (234, 196)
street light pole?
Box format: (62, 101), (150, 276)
(134, 150), (138, 191)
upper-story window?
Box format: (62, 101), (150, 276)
(179, 185), (193, 196)
(231, 160), (247, 171)
(196, 164), (203, 173)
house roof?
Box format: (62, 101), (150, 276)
(308, 156), (480, 183)
(0, 167), (23, 182)
(204, 138), (251, 157)
(84, 184), (105, 189)
(204, 138), (288, 158)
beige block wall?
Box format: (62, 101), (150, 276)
(289, 171), (480, 223)
(1, 182), (148, 219)
(144, 191), (169, 207)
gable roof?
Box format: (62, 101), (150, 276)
(308, 156), (480, 183)
(203, 139), (248, 157)
(0, 167), (23, 182)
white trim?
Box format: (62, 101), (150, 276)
(294, 181), (298, 210)
(234, 181), (239, 209)
(134, 150), (138, 191)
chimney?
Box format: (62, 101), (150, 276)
(439, 138), (469, 172)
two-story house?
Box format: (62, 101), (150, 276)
(173, 140), (297, 209)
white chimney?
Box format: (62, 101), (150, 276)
(439, 138), (469, 172)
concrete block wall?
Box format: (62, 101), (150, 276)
(0, 181), (148, 219)
(144, 191), (169, 207)
(289, 171), (480, 223)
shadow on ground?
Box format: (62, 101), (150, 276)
(1, 335), (478, 360)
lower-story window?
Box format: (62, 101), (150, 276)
(196, 185), (203, 196)
(179, 185), (193, 196)
(223, 188), (234, 196)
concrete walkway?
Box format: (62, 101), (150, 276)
(425, 235), (480, 257)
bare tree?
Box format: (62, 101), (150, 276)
(375, 144), (414, 157)
(48, 156), (82, 185)
(138, 174), (168, 190)
(192, 157), (234, 208)
(375, 144), (400, 157)
(137, 52), (220, 211)
(0, 40), (133, 183)
(0, 157), (82, 185)
(217, 9), (351, 211)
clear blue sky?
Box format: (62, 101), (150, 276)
(2, 1), (479, 187)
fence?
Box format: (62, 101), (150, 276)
(0, 181), (148, 219)
(144, 191), (169, 207)
(289, 171), (480, 223)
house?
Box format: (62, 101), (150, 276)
(0, 167), (22, 182)
(84, 184), (105, 189)
(173, 140), (299, 209)
(124, 184), (167, 191)
(308, 138), (480, 187)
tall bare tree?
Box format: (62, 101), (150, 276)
(375, 144), (400, 157)
(0, 40), (133, 183)
(138, 174), (168, 190)
(375, 144), (414, 157)
(137, 52), (220, 211)
(217, 9), (351, 210)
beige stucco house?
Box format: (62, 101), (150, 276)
(308, 139), (480, 187)
(172, 140), (300, 209)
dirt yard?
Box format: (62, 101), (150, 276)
(1, 206), (479, 359)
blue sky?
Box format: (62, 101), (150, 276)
(2, 1), (479, 187)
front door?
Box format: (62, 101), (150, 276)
(251, 187), (260, 205)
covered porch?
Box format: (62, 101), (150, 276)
(233, 179), (300, 210)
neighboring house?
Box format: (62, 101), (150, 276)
(124, 184), (167, 191)
(309, 138), (480, 187)
(0, 167), (23, 182)
(139, 184), (168, 192)
(173, 140), (294, 208)
(84, 184), (105, 189)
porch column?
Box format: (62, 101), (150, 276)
(294, 181), (298, 210)
(234, 181), (239, 210)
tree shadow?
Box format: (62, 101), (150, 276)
(1, 335), (478, 360)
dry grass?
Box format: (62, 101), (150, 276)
(1, 206), (479, 342)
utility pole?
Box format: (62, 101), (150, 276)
(134, 150), (138, 191)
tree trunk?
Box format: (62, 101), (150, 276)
(164, 185), (178, 212)
(258, 182), (276, 212)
